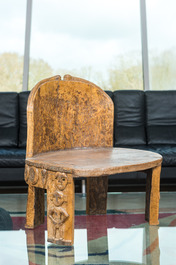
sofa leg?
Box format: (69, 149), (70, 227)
(145, 165), (161, 225)
(25, 185), (45, 228)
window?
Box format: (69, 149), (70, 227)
(29, 0), (142, 91)
(146, 0), (176, 90)
(0, 0), (26, 92)
(3, 0), (174, 92)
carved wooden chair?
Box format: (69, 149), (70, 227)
(25, 75), (114, 245)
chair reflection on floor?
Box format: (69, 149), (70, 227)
(25, 223), (160, 265)
(25, 228), (45, 265)
(144, 226), (160, 265)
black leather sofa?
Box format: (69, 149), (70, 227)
(0, 92), (29, 192)
(1, 90), (176, 192)
(106, 90), (176, 191)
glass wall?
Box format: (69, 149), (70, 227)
(0, 0), (26, 92)
(146, 0), (176, 90)
(29, 0), (142, 91)
(1, 0), (175, 92)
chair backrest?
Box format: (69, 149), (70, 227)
(26, 75), (114, 158)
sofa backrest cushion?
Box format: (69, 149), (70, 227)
(146, 91), (176, 144)
(18, 91), (30, 147)
(0, 93), (18, 147)
(113, 90), (146, 146)
(105, 90), (113, 100)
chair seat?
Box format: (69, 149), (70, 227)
(26, 147), (162, 178)
(120, 145), (176, 167)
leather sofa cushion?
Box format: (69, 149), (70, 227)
(151, 145), (176, 167)
(0, 148), (26, 167)
(18, 91), (30, 147)
(105, 90), (113, 99)
(147, 125), (176, 145)
(0, 93), (18, 147)
(146, 91), (176, 144)
(113, 90), (146, 146)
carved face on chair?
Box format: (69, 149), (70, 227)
(55, 173), (68, 191)
(51, 191), (67, 207)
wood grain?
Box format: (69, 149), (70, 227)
(26, 75), (61, 158)
(62, 75), (114, 215)
(25, 185), (45, 228)
(47, 172), (74, 245)
(25, 75), (114, 245)
(26, 76), (113, 157)
(25, 74), (162, 246)
(26, 148), (162, 177)
(147, 165), (161, 225)
(86, 176), (108, 214)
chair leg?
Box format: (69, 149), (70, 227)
(47, 172), (75, 245)
(86, 176), (108, 215)
(145, 165), (161, 225)
(25, 185), (45, 228)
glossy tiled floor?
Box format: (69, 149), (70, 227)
(0, 192), (176, 265)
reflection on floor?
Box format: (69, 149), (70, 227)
(0, 192), (176, 265)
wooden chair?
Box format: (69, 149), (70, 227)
(25, 74), (114, 245)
